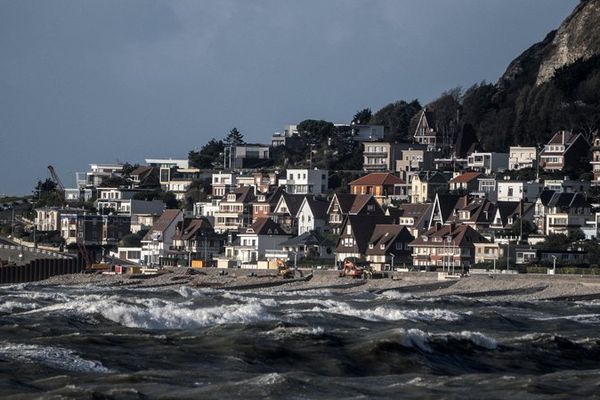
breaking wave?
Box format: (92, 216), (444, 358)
(308, 302), (463, 322)
(0, 342), (111, 373)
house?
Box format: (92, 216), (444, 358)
(451, 197), (496, 231)
(477, 177), (498, 201)
(428, 194), (468, 228)
(326, 193), (384, 234)
(141, 209), (184, 266)
(410, 171), (448, 204)
(351, 124), (385, 142)
(467, 152), (509, 174)
(271, 124), (303, 147)
(212, 172), (234, 198)
(213, 186), (255, 233)
(167, 217), (223, 267)
(60, 213), (131, 246)
(251, 187), (284, 223)
(271, 193), (307, 234)
(413, 109), (452, 152)
(409, 223), (490, 270)
(129, 166), (160, 189)
(362, 141), (403, 172)
(394, 144), (434, 181)
(335, 215), (396, 263)
(449, 172), (482, 193)
(97, 196), (165, 218)
(496, 180), (543, 202)
(349, 173), (405, 204)
(393, 203), (433, 237)
(225, 144), (270, 169)
(130, 213), (160, 234)
(539, 130), (590, 172)
(473, 242), (501, 265)
(490, 201), (534, 232)
(77, 163), (124, 188)
(279, 231), (336, 260)
(296, 197), (329, 235)
(543, 178), (590, 194)
(591, 134), (600, 185)
(193, 199), (221, 226)
(35, 207), (85, 232)
(224, 218), (290, 264)
(534, 190), (592, 236)
(509, 146), (537, 170)
(366, 225), (414, 271)
(285, 169), (328, 195)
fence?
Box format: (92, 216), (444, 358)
(0, 257), (84, 284)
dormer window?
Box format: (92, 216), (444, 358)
(369, 243), (374, 249)
(227, 194), (236, 201)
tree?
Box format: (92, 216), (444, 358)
(224, 128), (245, 147)
(33, 179), (63, 207)
(352, 108), (372, 125)
(370, 99), (421, 142)
(189, 139), (225, 169)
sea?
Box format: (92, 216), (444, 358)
(1, 282), (600, 399)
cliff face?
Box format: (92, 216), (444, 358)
(499, 0), (600, 87)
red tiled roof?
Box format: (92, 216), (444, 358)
(449, 172), (482, 184)
(349, 173), (404, 186)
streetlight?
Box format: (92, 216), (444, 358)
(389, 253), (395, 271)
(550, 255), (557, 275)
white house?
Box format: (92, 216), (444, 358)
(467, 152), (509, 174)
(509, 146), (537, 170)
(224, 218), (291, 264)
(141, 209), (184, 266)
(497, 180), (543, 202)
(296, 197), (329, 235)
(284, 169), (328, 195)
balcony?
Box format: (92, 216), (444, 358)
(364, 151), (388, 157)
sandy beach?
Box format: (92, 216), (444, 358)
(33, 267), (600, 302)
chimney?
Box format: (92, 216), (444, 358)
(448, 222), (456, 233)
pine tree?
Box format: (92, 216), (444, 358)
(224, 127), (245, 147)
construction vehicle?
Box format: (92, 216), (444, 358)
(276, 259), (294, 279)
(339, 257), (373, 279)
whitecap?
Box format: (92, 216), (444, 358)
(0, 342), (111, 373)
(307, 302), (463, 322)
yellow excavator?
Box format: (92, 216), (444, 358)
(276, 259), (294, 279)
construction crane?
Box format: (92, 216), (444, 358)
(47, 165), (65, 193)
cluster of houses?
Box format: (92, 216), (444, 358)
(32, 110), (600, 271)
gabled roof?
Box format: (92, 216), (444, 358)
(327, 193), (381, 215)
(538, 190), (590, 209)
(143, 209), (182, 241)
(493, 201), (523, 227)
(280, 231), (336, 247)
(409, 224), (489, 248)
(245, 218), (288, 236)
(366, 225), (414, 255)
(224, 186), (255, 203)
(173, 217), (213, 241)
(349, 173), (404, 186)
(541, 130), (589, 154)
(394, 203), (433, 229)
(450, 172), (482, 184)
(275, 193), (307, 216)
(430, 194), (462, 225)
(338, 215), (397, 254)
(415, 171), (448, 184)
(297, 197), (329, 220)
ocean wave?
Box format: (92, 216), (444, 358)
(21, 294), (274, 329)
(386, 328), (497, 353)
(0, 342), (111, 373)
(532, 313), (600, 324)
(379, 290), (415, 300)
(0, 300), (40, 314)
(308, 302), (463, 322)
(263, 326), (325, 339)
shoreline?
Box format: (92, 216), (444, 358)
(17, 267), (600, 302)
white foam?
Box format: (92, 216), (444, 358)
(0, 342), (111, 373)
(0, 300), (39, 313)
(533, 313), (600, 324)
(32, 294), (273, 329)
(308, 302), (463, 322)
(391, 329), (497, 352)
(264, 326), (325, 339)
(379, 290), (414, 300)
(443, 331), (497, 349)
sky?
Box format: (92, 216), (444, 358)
(0, 0), (579, 196)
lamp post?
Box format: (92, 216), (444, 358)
(389, 252), (395, 271)
(550, 255), (557, 275)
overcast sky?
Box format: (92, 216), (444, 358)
(0, 0), (578, 195)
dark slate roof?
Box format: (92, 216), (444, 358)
(329, 193), (379, 215)
(409, 224), (489, 247)
(341, 215), (397, 254)
(280, 231), (336, 247)
(540, 190), (590, 209)
(246, 218), (288, 236)
(366, 225), (414, 255)
(279, 193), (307, 216)
(305, 197), (329, 220)
(433, 194), (462, 223)
(143, 209), (182, 241)
(173, 217), (213, 241)
(416, 171), (448, 184)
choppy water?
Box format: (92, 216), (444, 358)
(1, 283), (600, 399)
